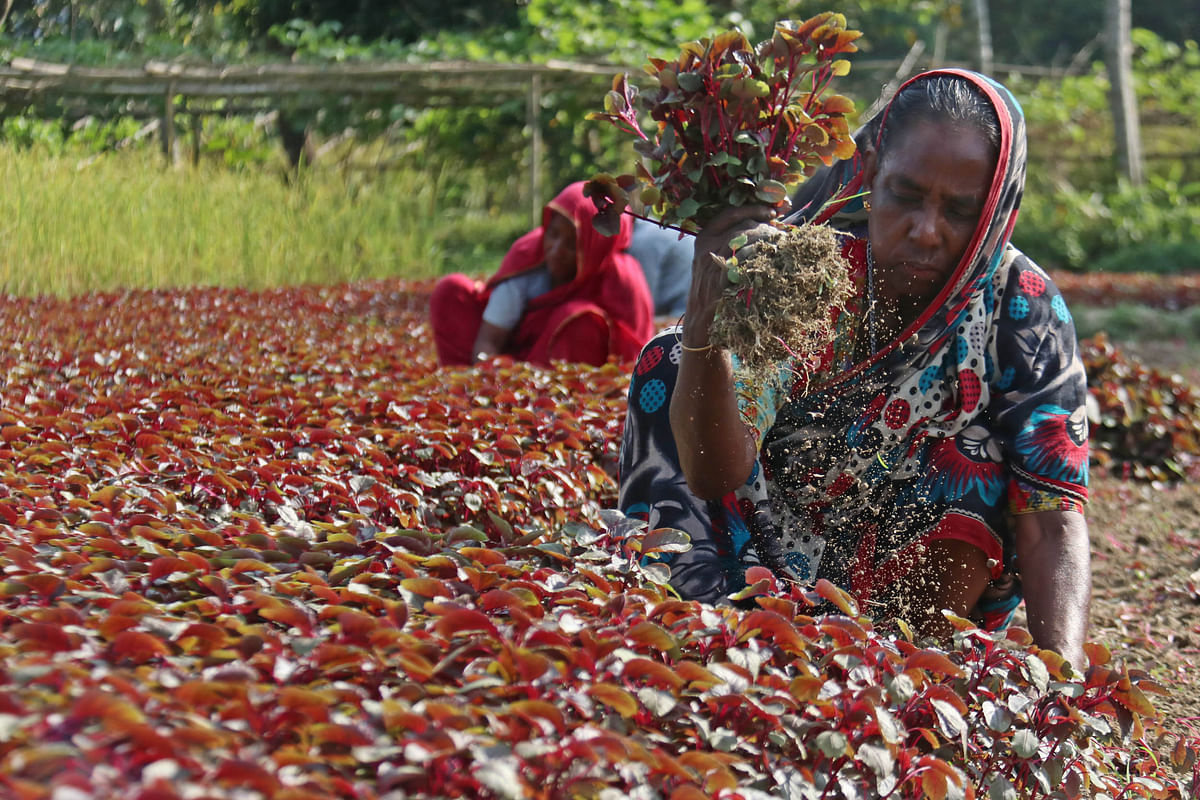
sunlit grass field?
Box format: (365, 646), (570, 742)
(6, 143), (1200, 354)
(0, 145), (528, 296)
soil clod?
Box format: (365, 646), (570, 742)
(709, 222), (853, 387)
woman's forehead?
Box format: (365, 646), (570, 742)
(876, 120), (996, 198)
(546, 208), (576, 230)
(883, 119), (995, 166)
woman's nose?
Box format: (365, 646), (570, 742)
(908, 208), (940, 247)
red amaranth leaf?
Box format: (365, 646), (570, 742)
(17, 573), (67, 600)
(70, 689), (147, 728)
(508, 699), (567, 734)
(0, 280), (1192, 798)
(256, 603), (315, 635)
(277, 687), (334, 722)
(213, 760), (281, 796)
(310, 722), (373, 748)
(587, 683), (639, 718)
(176, 622), (232, 652)
(625, 621), (679, 654)
(10, 621), (76, 653)
(814, 577), (859, 617)
(399, 577), (453, 599)
(904, 650), (965, 679)
(431, 605), (501, 639)
(108, 630), (171, 664)
(640, 528), (692, 556)
(736, 609), (807, 654)
(1112, 683), (1158, 716)
(674, 660), (723, 691)
(622, 658), (685, 693)
(148, 556), (196, 582)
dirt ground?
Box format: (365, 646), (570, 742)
(1082, 338), (1200, 739)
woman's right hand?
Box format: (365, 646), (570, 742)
(682, 205), (782, 349)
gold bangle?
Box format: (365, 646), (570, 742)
(679, 340), (714, 353)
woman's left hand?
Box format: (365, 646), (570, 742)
(1015, 510), (1092, 669)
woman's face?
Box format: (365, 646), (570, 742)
(544, 211), (578, 287)
(863, 118), (996, 311)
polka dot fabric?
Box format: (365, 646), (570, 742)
(959, 371), (982, 413)
(638, 379), (667, 414)
(636, 345), (664, 375)
(1018, 270), (1045, 297)
(618, 327), (755, 604)
(1051, 295), (1071, 323)
(884, 399), (911, 430)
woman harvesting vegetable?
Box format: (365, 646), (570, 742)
(620, 70), (1092, 667)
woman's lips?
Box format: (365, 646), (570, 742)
(901, 261), (942, 279)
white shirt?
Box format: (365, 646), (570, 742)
(482, 267), (553, 330)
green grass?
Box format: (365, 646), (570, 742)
(0, 146), (528, 296)
(1072, 303), (1200, 344)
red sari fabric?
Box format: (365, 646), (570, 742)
(430, 182), (655, 367)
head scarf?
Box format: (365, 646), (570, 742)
(794, 68), (1026, 381)
(740, 70), (1088, 599)
(488, 181), (655, 362)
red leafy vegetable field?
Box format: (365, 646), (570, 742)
(1052, 271), (1200, 310)
(0, 280), (1197, 799)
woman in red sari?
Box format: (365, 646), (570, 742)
(430, 182), (655, 367)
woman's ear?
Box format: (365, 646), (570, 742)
(861, 143), (879, 193)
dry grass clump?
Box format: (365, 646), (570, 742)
(710, 222), (852, 384)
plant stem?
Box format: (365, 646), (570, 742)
(622, 208), (694, 236)
(768, 51), (800, 160)
(618, 121), (648, 141)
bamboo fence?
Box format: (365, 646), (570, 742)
(0, 57), (627, 221)
(0, 55), (1087, 220)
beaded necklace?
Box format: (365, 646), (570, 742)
(866, 240), (878, 354)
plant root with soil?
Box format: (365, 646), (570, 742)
(710, 221), (852, 387)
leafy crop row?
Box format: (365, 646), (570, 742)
(1081, 334), (1200, 482)
(0, 280), (1196, 798)
(1053, 271), (1200, 310)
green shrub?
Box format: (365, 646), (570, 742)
(1010, 29), (1200, 273)
(1092, 239), (1200, 273)
(435, 214), (530, 277)
(1071, 303), (1200, 341)
(1017, 175), (1200, 272)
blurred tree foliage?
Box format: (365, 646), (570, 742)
(6, 1), (1193, 69)
(2, 1), (1198, 270)
(224, 0), (521, 44)
(1013, 30), (1200, 272)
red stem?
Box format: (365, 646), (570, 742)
(768, 51), (800, 160)
(621, 208), (694, 236)
(619, 120), (649, 141)
(710, 102), (729, 188)
(804, 61), (831, 115)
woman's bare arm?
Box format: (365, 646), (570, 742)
(472, 321), (511, 363)
(1014, 509), (1091, 668)
(669, 207), (776, 499)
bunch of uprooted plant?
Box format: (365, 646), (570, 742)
(587, 13), (862, 385)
